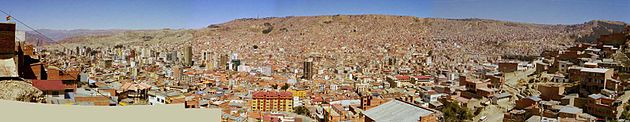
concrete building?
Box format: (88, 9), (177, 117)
(577, 68), (614, 96)
(302, 59), (313, 80)
(219, 54), (229, 70)
(182, 46), (192, 66)
(250, 91), (293, 112)
(584, 94), (623, 119)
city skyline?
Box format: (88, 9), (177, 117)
(1, 1), (630, 121)
(0, 0), (627, 30)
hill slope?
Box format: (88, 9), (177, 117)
(52, 15), (628, 70)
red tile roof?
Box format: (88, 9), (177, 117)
(415, 75), (432, 79)
(395, 75), (411, 80)
(31, 80), (75, 91)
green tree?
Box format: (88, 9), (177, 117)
(294, 106), (309, 115)
(281, 83), (290, 90)
(440, 102), (474, 122)
(621, 104), (630, 120)
(271, 84), (278, 89)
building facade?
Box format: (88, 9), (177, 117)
(250, 91), (293, 112)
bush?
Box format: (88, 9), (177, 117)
(262, 27), (273, 34)
(262, 22), (273, 34)
(440, 102), (474, 122)
(621, 104), (630, 120)
(294, 106), (309, 115)
(281, 84), (289, 90)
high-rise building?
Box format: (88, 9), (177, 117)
(183, 46), (193, 66)
(302, 59), (313, 80)
(202, 51), (210, 62)
(219, 54), (229, 70)
(228, 53), (241, 71)
(173, 65), (182, 80)
(230, 59), (241, 71)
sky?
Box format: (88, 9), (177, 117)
(0, 0), (628, 30)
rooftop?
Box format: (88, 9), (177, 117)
(580, 68), (610, 73)
(363, 100), (434, 122)
(252, 91), (292, 98)
(31, 80), (75, 91)
(559, 106), (582, 114)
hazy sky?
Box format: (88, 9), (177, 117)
(0, 0), (628, 30)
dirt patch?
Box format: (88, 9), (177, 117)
(0, 80), (45, 102)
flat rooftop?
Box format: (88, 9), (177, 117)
(580, 68), (610, 73)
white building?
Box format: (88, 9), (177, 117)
(148, 91), (167, 105)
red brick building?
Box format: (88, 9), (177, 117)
(584, 94), (622, 119)
(538, 84), (565, 101)
(498, 62), (518, 73)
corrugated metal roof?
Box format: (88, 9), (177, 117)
(363, 100), (433, 122)
(559, 106), (582, 114)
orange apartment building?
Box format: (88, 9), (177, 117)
(250, 91), (293, 112)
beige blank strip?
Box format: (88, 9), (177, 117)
(0, 100), (221, 122)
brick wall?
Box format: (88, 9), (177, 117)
(0, 23), (15, 57)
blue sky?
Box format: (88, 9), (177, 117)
(0, 0), (627, 30)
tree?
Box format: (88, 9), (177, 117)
(281, 83), (290, 90)
(440, 102), (474, 122)
(294, 106), (309, 115)
(271, 84), (278, 89)
(621, 104), (630, 120)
